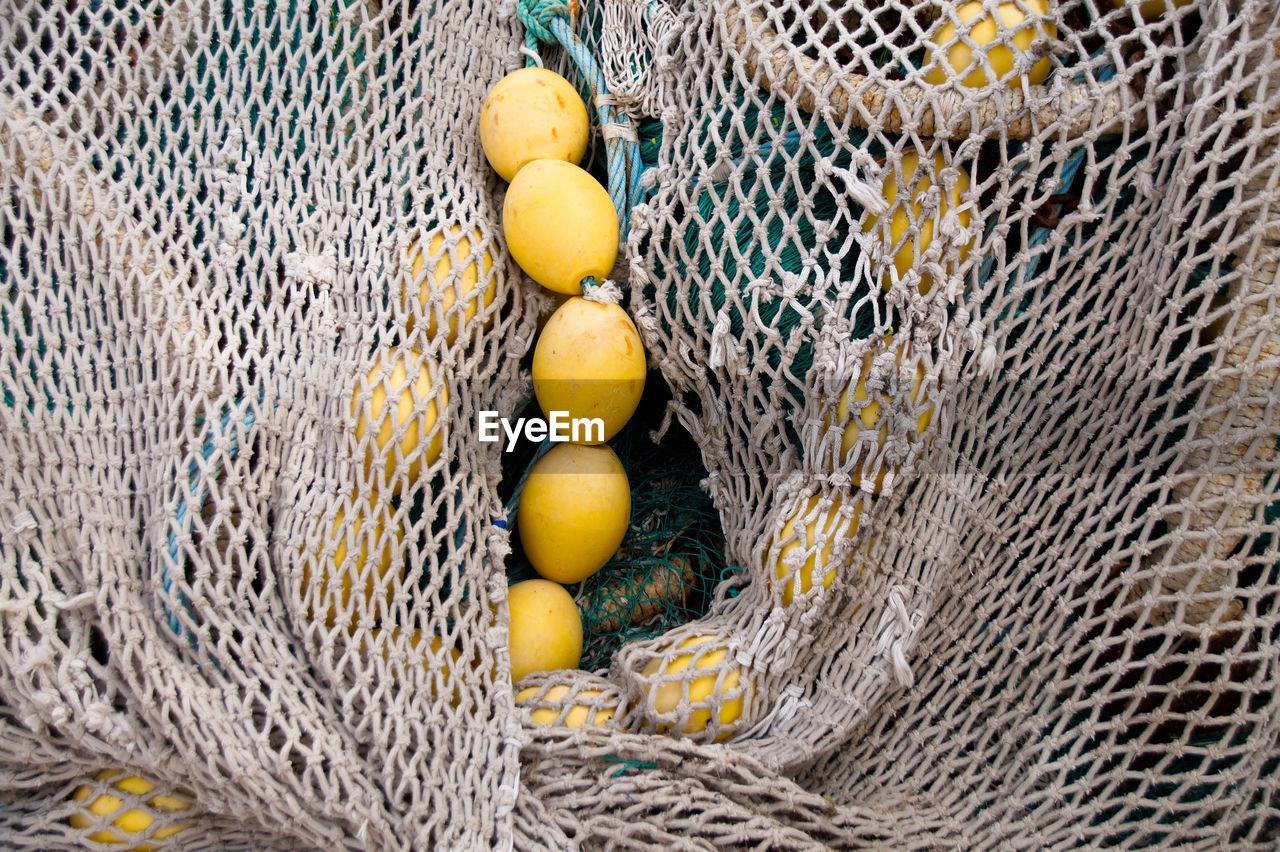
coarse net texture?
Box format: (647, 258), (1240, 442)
(540, 0), (1280, 845)
(4, 0), (1280, 848)
(0, 0), (539, 848)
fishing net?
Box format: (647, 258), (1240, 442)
(1, 0), (532, 847)
(3, 0), (1280, 847)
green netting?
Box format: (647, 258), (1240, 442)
(647, 88), (885, 455)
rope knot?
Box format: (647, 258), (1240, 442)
(516, 0), (570, 47)
(874, 585), (923, 689)
(580, 276), (623, 304)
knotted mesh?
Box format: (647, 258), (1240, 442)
(2, 0), (532, 847)
(3, 0), (1280, 848)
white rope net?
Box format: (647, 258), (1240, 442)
(1, 0), (532, 847)
(3, 0), (1280, 847)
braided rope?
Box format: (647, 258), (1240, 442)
(515, 0), (567, 55)
(516, 0), (647, 251)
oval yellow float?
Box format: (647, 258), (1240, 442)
(518, 442), (631, 585)
(69, 770), (193, 851)
(642, 635), (751, 740)
(507, 579), (583, 684)
(404, 226), (496, 344)
(923, 0), (1055, 88)
(480, 67), (590, 182)
(532, 297), (646, 443)
(351, 347), (447, 489)
(862, 151), (971, 296)
(772, 496), (863, 607)
(516, 683), (618, 728)
(503, 159), (619, 295)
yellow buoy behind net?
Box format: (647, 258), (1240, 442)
(517, 682), (619, 728)
(68, 770), (193, 850)
(642, 635), (753, 741)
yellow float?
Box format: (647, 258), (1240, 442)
(69, 770), (193, 851)
(507, 579), (584, 683)
(862, 150), (971, 296)
(516, 682), (618, 728)
(518, 442), (631, 585)
(642, 635), (751, 740)
(404, 226), (496, 344)
(923, 0), (1055, 88)
(350, 347), (447, 489)
(479, 67), (590, 182)
(772, 495), (863, 607)
(503, 159), (619, 295)
(531, 297), (646, 443)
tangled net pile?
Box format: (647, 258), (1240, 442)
(3, 0), (1280, 848)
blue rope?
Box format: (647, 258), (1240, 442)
(517, 0), (646, 251)
(516, 0), (567, 60)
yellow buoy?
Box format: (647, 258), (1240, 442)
(772, 496), (863, 607)
(404, 226), (496, 344)
(532, 297), (646, 443)
(835, 335), (934, 493)
(516, 683), (618, 728)
(69, 770), (193, 851)
(642, 635), (751, 740)
(479, 67), (590, 182)
(518, 442), (631, 585)
(507, 579), (583, 684)
(503, 159), (619, 295)
(350, 347), (447, 489)
(303, 500), (403, 632)
(862, 150), (971, 296)
(923, 0), (1055, 89)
